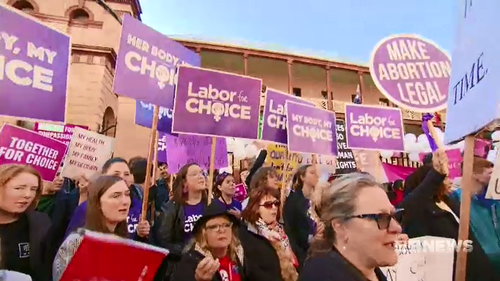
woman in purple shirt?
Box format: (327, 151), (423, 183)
(65, 158), (150, 240)
(213, 172), (242, 218)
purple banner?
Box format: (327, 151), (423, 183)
(0, 124), (67, 182)
(345, 104), (405, 151)
(370, 35), (450, 112)
(285, 101), (337, 155)
(113, 14), (200, 109)
(34, 123), (88, 146)
(0, 5), (69, 122)
(172, 66), (262, 139)
(261, 88), (313, 144)
(165, 134), (228, 174)
(157, 132), (168, 163)
(135, 101), (176, 134)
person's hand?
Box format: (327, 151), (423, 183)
(52, 176), (64, 191)
(194, 257), (220, 281)
(252, 140), (267, 150)
(76, 174), (90, 193)
(136, 220), (151, 238)
(432, 149), (449, 175)
(228, 208), (241, 219)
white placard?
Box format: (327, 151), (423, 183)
(62, 128), (115, 178)
(382, 236), (454, 281)
(444, 0), (500, 144)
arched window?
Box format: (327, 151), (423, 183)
(11, 0), (34, 12)
(69, 8), (90, 20)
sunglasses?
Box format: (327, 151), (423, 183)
(260, 200), (280, 209)
(345, 209), (403, 230)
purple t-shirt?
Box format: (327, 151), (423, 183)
(183, 202), (204, 240)
(65, 198), (142, 238)
(214, 198), (243, 212)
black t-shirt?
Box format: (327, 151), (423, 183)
(0, 214), (32, 277)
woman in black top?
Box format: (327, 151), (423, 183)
(0, 164), (51, 281)
(283, 164), (320, 267)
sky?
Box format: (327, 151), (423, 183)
(140, 0), (458, 65)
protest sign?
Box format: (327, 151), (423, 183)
(261, 88), (313, 144)
(157, 132), (168, 163)
(165, 134), (228, 174)
(285, 101), (337, 156)
(34, 122), (88, 145)
(353, 150), (387, 183)
(0, 124), (66, 181)
(62, 128), (115, 178)
(135, 101), (175, 134)
(335, 120), (357, 174)
(345, 104), (405, 151)
(113, 14), (200, 109)
(60, 230), (168, 281)
(0, 4), (70, 122)
(419, 148), (463, 179)
(370, 34), (450, 113)
(382, 236), (454, 281)
(444, 1), (499, 144)
(172, 66), (262, 139)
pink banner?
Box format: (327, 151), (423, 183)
(474, 139), (490, 158)
(419, 148), (463, 179)
(382, 163), (416, 182)
(34, 123), (88, 146)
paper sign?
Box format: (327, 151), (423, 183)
(62, 128), (115, 178)
(381, 236), (453, 281)
(34, 123), (88, 145)
(0, 124), (67, 182)
(165, 134), (228, 174)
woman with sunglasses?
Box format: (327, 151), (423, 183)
(299, 173), (403, 281)
(239, 187), (298, 281)
(213, 172), (242, 217)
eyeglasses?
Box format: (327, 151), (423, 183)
(205, 222), (233, 232)
(345, 209), (403, 230)
(260, 200), (280, 209)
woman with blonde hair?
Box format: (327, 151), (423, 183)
(53, 175), (131, 280)
(299, 173), (402, 281)
(0, 164), (50, 281)
(171, 203), (245, 281)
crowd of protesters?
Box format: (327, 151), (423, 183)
(0, 147), (499, 281)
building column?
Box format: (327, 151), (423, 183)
(195, 47), (201, 55)
(326, 66), (332, 110)
(357, 71), (365, 104)
(287, 59), (293, 94)
(243, 53), (249, 75)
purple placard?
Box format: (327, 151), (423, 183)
(344, 104), (405, 151)
(34, 122), (88, 146)
(370, 35), (450, 112)
(165, 134), (228, 174)
(135, 101), (176, 135)
(0, 124), (67, 181)
(113, 14), (200, 109)
(261, 88), (314, 144)
(172, 66), (262, 139)
(157, 132), (168, 163)
(0, 5), (69, 122)
(285, 101), (338, 156)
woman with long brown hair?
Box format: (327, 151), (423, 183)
(283, 164), (320, 267)
(52, 175), (131, 281)
(155, 163), (208, 280)
(242, 167), (279, 209)
(0, 164), (50, 281)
